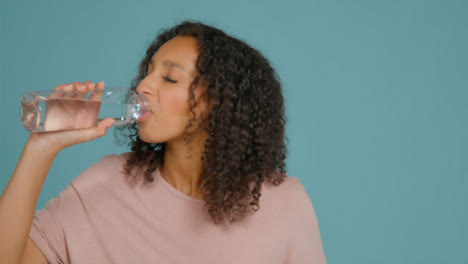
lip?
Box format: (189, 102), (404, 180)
(137, 111), (153, 121)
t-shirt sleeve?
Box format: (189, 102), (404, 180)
(28, 184), (77, 264)
(27, 154), (124, 264)
(285, 178), (327, 264)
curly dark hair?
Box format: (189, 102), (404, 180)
(115, 20), (287, 225)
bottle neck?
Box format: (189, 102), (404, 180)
(133, 93), (151, 121)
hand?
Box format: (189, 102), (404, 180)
(26, 81), (115, 152)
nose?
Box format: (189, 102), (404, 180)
(136, 83), (154, 96)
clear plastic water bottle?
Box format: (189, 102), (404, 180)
(19, 87), (151, 132)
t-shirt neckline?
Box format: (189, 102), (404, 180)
(154, 167), (205, 205)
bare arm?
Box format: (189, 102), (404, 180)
(0, 136), (59, 263)
(20, 238), (48, 264)
(0, 81), (114, 264)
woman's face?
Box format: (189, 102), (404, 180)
(136, 36), (208, 143)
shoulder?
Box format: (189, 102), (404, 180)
(92, 152), (130, 168)
(79, 152), (129, 175)
(260, 174), (315, 214)
(262, 174), (308, 201)
(70, 152), (131, 189)
(260, 174), (323, 233)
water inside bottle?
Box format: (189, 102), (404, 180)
(21, 97), (139, 132)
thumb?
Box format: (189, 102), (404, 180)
(96, 117), (115, 132)
(75, 118), (115, 143)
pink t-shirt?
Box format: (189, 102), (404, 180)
(29, 153), (326, 264)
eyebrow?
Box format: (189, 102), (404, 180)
(149, 59), (187, 74)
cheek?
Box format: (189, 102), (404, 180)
(161, 89), (191, 119)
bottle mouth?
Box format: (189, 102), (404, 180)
(132, 92), (152, 121)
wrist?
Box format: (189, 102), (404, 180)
(25, 134), (63, 156)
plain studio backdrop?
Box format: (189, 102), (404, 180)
(1, 0), (467, 263)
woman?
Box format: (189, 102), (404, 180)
(1, 21), (326, 263)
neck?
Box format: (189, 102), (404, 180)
(160, 132), (207, 199)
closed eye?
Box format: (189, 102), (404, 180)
(163, 76), (178, 84)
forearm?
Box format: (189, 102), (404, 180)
(0, 137), (59, 264)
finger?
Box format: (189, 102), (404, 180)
(76, 82), (88, 93)
(83, 80), (95, 89)
(69, 82), (86, 99)
(80, 118), (115, 142)
(96, 117), (115, 131)
(96, 81), (105, 89)
(53, 83), (71, 91)
(82, 81), (96, 92)
(50, 83), (72, 99)
(59, 83), (75, 99)
(79, 81), (95, 99)
(89, 81), (105, 101)
(61, 118), (115, 147)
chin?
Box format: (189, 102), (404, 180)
(137, 126), (165, 144)
(138, 132), (165, 144)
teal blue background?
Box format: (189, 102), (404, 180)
(1, 0), (467, 263)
